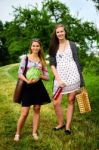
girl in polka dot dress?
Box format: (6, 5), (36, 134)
(49, 24), (84, 135)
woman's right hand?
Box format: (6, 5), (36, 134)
(26, 79), (39, 84)
(51, 66), (66, 87)
(57, 79), (66, 88)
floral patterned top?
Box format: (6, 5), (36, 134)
(18, 55), (49, 78)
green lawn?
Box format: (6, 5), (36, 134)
(0, 64), (99, 150)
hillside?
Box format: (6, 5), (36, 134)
(0, 64), (99, 150)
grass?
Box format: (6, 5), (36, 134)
(0, 64), (99, 150)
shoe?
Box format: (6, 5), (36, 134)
(65, 130), (71, 135)
(32, 133), (39, 140)
(53, 125), (65, 131)
(14, 134), (20, 141)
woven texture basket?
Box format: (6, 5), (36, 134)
(76, 88), (91, 114)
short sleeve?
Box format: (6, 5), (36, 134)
(49, 56), (57, 67)
(18, 55), (27, 78)
(42, 66), (49, 79)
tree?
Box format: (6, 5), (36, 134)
(0, 21), (9, 66)
(90, 0), (99, 10)
(0, 0), (99, 66)
(43, 0), (99, 64)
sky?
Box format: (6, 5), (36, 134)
(0, 0), (99, 29)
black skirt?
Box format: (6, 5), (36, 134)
(21, 79), (51, 106)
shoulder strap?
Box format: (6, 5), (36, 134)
(23, 56), (28, 76)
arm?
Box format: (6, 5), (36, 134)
(51, 65), (66, 87)
(40, 66), (49, 81)
(51, 65), (61, 81)
(40, 75), (49, 80)
(49, 55), (65, 87)
(49, 55), (60, 80)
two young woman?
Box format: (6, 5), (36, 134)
(14, 23), (84, 141)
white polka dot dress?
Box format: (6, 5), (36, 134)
(53, 45), (80, 94)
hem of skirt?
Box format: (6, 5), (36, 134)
(22, 101), (51, 106)
(61, 88), (80, 94)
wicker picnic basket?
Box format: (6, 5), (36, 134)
(76, 87), (91, 114)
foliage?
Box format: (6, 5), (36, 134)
(0, 0), (99, 66)
(0, 21), (9, 65)
(90, 0), (99, 10)
(84, 53), (99, 75)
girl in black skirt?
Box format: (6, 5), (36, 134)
(14, 39), (51, 141)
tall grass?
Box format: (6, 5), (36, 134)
(0, 64), (99, 150)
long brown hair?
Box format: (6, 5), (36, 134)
(30, 39), (46, 68)
(49, 24), (68, 56)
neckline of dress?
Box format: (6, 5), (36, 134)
(58, 42), (70, 53)
(28, 58), (40, 64)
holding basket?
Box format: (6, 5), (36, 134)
(76, 87), (91, 114)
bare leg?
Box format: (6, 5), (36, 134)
(53, 94), (64, 127)
(32, 105), (41, 140)
(32, 105), (41, 134)
(14, 107), (30, 141)
(66, 92), (76, 130)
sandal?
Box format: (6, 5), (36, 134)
(32, 133), (39, 140)
(14, 134), (20, 141)
(53, 125), (65, 131)
(65, 129), (72, 135)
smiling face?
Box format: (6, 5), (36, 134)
(30, 41), (40, 54)
(56, 26), (66, 41)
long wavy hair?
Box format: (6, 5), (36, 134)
(30, 39), (46, 68)
(49, 24), (68, 56)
